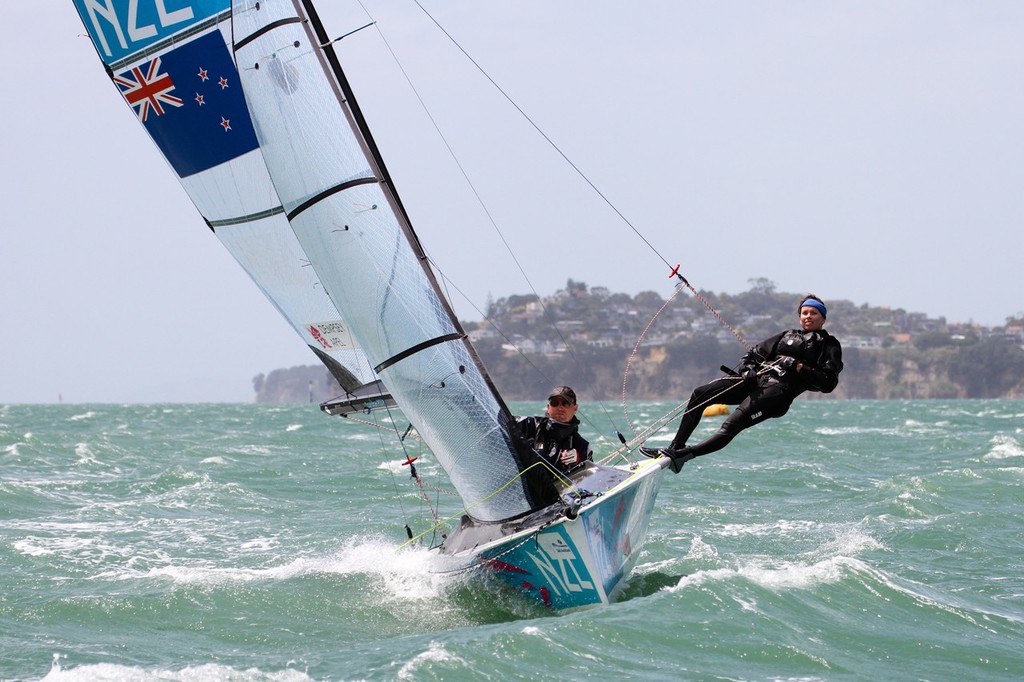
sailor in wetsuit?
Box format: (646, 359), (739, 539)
(514, 385), (594, 508)
(516, 385), (592, 475)
(640, 294), (843, 473)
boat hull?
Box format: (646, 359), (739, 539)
(442, 458), (665, 610)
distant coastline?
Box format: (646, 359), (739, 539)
(253, 282), (1024, 403)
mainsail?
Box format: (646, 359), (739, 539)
(75, 0), (538, 521)
(230, 0), (536, 521)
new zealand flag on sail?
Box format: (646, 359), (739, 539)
(114, 30), (258, 178)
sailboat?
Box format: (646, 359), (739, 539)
(73, 0), (669, 610)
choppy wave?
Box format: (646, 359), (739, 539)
(2, 400), (1023, 681)
(42, 656), (313, 682)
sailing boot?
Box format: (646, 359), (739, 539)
(639, 445), (695, 474)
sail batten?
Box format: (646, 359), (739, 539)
(287, 177), (378, 220)
(233, 17), (303, 51)
(373, 334), (467, 374)
(206, 206), (286, 229)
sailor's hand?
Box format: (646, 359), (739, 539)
(559, 449), (579, 465)
(777, 356), (798, 373)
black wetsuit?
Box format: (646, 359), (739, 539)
(513, 415), (593, 508)
(668, 328), (843, 457)
(515, 415), (592, 474)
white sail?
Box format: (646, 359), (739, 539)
(230, 0), (536, 521)
(72, 1), (375, 393)
(75, 0), (672, 609)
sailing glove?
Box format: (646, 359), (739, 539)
(776, 356), (798, 374)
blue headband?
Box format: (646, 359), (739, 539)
(801, 298), (827, 319)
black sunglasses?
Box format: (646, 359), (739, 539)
(548, 398), (574, 407)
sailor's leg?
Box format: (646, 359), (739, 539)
(685, 403), (753, 456)
(670, 377), (747, 449)
(686, 384), (793, 457)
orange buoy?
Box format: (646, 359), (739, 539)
(702, 403), (730, 417)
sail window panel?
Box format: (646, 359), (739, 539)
(233, 22), (375, 213)
(180, 148), (281, 222)
(232, 2), (535, 521)
(216, 212), (376, 386)
(378, 343), (530, 521)
(289, 192), (533, 521)
(288, 191), (456, 367)
(231, 0), (299, 39)
(285, 181), (519, 401)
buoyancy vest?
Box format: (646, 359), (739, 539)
(775, 330), (826, 364)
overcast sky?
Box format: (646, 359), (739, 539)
(2, 1), (1022, 404)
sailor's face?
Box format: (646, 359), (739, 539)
(546, 398), (578, 423)
(799, 306), (825, 331)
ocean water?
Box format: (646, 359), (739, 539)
(1, 400), (1022, 681)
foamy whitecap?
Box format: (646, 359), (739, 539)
(129, 538), (456, 603)
(141, 561), (305, 585)
(74, 442), (97, 465)
(13, 533), (111, 558)
(378, 459), (411, 474)
(685, 535), (720, 561)
(285, 424), (303, 432)
(240, 537), (279, 551)
(816, 425), (900, 436)
(982, 434), (1023, 460)
(672, 554), (871, 593)
(638, 557), (683, 574)
(744, 555), (869, 589)
(325, 538), (460, 602)
(397, 642), (466, 680)
(12, 537), (54, 557)
(42, 655), (312, 681)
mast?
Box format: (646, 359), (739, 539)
(296, 0), (515, 424)
(230, 0), (539, 519)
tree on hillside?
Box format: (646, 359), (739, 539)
(748, 277), (776, 295)
(948, 338), (1024, 398)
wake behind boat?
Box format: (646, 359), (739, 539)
(73, 0), (668, 609)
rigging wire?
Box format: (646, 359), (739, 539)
(668, 267), (754, 352)
(344, 3), (755, 468)
(349, 0), (624, 439)
(405, 0), (756, 430)
(620, 283), (687, 440)
(347, 349), (453, 543)
(408, 0), (674, 273)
